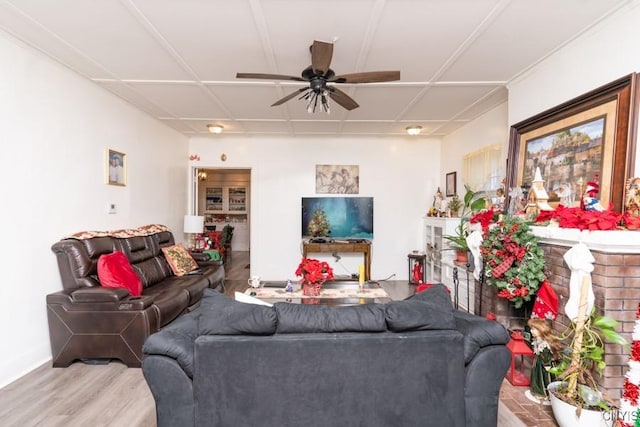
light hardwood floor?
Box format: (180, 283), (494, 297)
(0, 251), (523, 426)
(0, 252), (253, 427)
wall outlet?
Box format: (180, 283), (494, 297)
(108, 203), (117, 214)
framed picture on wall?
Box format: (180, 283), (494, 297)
(506, 74), (637, 212)
(445, 172), (457, 197)
(315, 165), (359, 194)
(106, 149), (126, 186)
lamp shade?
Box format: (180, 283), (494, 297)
(183, 215), (204, 234)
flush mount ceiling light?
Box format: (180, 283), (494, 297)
(207, 124), (224, 134)
(406, 126), (422, 136)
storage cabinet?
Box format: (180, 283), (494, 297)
(204, 186), (246, 213)
(423, 216), (476, 313)
(205, 187), (223, 211)
(422, 217), (457, 283)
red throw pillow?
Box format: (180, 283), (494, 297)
(97, 251), (142, 297)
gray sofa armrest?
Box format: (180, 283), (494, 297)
(463, 345), (510, 427)
(142, 310), (199, 377)
(452, 310), (510, 427)
(142, 355), (194, 427)
(453, 310), (509, 364)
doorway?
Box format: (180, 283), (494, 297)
(194, 168), (251, 286)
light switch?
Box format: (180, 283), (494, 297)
(108, 203), (117, 214)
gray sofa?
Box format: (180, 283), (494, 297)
(142, 284), (510, 427)
(48, 227), (225, 367)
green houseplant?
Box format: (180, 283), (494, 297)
(447, 194), (463, 217)
(444, 185), (486, 261)
(547, 286), (627, 425)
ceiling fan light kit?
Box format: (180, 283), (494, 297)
(237, 40), (400, 113)
(207, 124), (224, 134)
(406, 126), (422, 136)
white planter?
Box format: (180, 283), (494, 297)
(547, 381), (614, 427)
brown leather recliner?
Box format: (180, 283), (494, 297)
(47, 229), (224, 367)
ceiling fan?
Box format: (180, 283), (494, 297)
(236, 40), (400, 113)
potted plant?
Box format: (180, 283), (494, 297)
(547, 281), (627, 426)
(447, 194), (462, 217)
(444, 185), (486, 263)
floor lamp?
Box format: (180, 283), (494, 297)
(183, 215), (204, 250)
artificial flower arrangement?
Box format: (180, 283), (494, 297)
(536, 204), (640, 230)
(295, 257), (334, 286)
(478, 215), (545, 309)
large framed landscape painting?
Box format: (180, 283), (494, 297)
(506, 74), (637, 212)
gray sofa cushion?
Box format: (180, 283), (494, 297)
(274, 303), (387, 333)
(198, 289), (277, 335)
(385, 283), (456, 331)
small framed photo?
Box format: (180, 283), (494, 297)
(106, 149), (126, 186)
(446, 172), (457, 197)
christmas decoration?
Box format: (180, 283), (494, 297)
(619, 303), (640, 427)
(480, 216), (545, 308)
(307, 208), (331, 237)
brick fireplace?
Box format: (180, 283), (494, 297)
(476, 226), (640, 401)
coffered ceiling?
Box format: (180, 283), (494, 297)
(0, 0), (631, 137)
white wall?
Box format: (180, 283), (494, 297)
(0, 34), (188, 388)
(508, 0), (640, 174)
(189, 135), (441, 282)
(441, 102), (509, 188)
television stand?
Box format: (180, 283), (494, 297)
(302, 240), (371, 281)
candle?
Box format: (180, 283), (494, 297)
(358, 264), (365, 286)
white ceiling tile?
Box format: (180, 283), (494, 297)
(440, 0), (627, 81)
(0, 0), (630, 137)
(9, 0), (192, 79)
(127, 82), (229, 117)
(404, 85), (497, 120)
(369, 0), (501, 81)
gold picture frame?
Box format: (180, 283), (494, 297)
(506, 74), (637, 212)
(106, 149), (126, 186)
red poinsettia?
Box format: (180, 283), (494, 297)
(470, 207), (499, 234)
(623, 378), (640, 406)
(535, 205), (623, 231)
(295, 257), (334, 285)
(623, 213), (640, 230)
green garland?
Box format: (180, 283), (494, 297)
(480, 216), (545, 308)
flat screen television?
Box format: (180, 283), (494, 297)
(301, 197), (373, 240)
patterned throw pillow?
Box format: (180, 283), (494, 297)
(161, 244), (199, 276)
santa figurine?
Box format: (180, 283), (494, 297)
(580, 175), (605, 211)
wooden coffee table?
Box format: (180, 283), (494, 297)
(243, 280), (391, 306)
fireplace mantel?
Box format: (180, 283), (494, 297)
(531, 225), (640, 253)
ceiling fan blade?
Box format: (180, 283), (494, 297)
(236, 72), (306, 82)
(328, 87), (359, 111)
(311, 40), (333, 76)
(271, 88), (308, 106)
(332, 71), (400, 83)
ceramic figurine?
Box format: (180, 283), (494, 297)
(527, 318), (561, 399)
(624, 177), (640, 216)
(580, 176), (605, 211)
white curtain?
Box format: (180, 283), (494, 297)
(462, 143), (504, 191)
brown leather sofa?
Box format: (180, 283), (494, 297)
(47, 227), (224, 368)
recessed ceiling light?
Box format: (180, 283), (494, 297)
(207, 124), (224, 134)
(406, 126), (422, 136)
